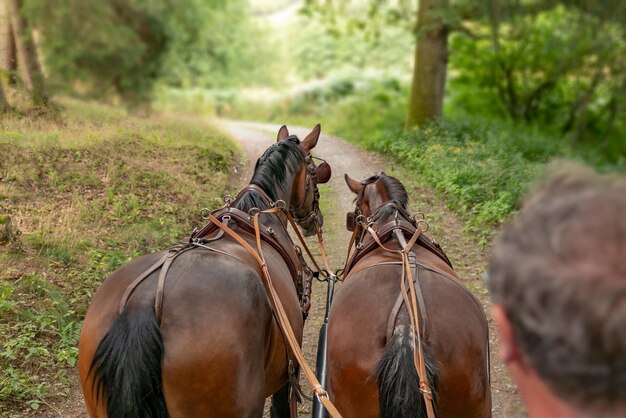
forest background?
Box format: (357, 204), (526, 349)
(0, 0), (625, 414)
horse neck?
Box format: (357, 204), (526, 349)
(366, 200), (414, 230)
(238, 164), (300, 233)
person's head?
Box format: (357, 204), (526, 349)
(489, 164), (626, 418)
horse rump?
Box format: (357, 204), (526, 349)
(376, 323), (438, 418)
(88, 305), (167, 418)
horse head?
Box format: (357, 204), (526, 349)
(276, 124), (331, 237)
(344, 172), (409, 233)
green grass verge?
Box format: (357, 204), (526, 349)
(0, 98), (239, 414)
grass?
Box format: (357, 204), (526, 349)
(0, 97), (239, 415)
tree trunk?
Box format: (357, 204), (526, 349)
(6, 0), (47, 106)
(0, 78), (8, 111)
(0, 1), (17, 85)
(406, 0), (449, 127)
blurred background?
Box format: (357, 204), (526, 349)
(0, 0), (625, 416)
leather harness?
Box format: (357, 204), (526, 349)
(117, 180), (343, 417)
(118, 186), (306, 324)
(343, 212), (453, 344)
(342, 197), (454, 418)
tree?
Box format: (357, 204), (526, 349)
(303, 0), (456, 127)
(6, 0), (47, 106)
(450, 0), (626, 156)
(24, 0), (264, 106)
(407, 0), (449, 127)
(0, 76), (7, 111)
(0, 0), (17, 85)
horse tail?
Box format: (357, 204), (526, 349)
(376, 320), (438, 418)
(88, 306), (167, 418)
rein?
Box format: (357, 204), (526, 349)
(342, 202), (437, 418)
(204, 204), (342, 418)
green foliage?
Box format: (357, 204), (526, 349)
(25, 0), (167, 104)
(24, 0), (271, 104)
(0, 99), (238, 412)
(449, 4), (626, 160)
(157, 0), (275, 89)
(366, 120), (563, 237)
(221, 70), (409, 130)
(289, 16), (413, 81)
(0, 273), (79, 410)
(250, 0), (297, 15)
(231, 73), (625, 240)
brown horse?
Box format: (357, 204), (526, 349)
(78, 125), (331, 418)
(326, 173), (491, 418)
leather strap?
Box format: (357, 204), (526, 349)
(193, 208), (299, 280)
(395, 230), (430, 342)
(205, 210), (343, 418)
(154, 246), (195, 324)
(119, 245), (185, 315)
(343, 221), (452, 276)
(344, 225), (436, 418)
(399, 230), (436, 418)
(120, 242), (252, 324)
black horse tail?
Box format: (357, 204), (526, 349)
(88, 305), (167, 418)
(376, 321), (438, 418)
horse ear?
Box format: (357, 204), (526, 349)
(277, 125), (289, 141)
(345, 174), (362, 194)
(301, 124), (321, 152)
(375, 178), (390, 202)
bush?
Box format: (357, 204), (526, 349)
(356, 119), (561, 238)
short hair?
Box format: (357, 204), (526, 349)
(489, 164), (626, 414)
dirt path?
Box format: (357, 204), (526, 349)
(218, 120), (527, 418)
(30, 119), (524, 417)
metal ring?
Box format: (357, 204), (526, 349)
(222, 194), (233, 205)
(248, 207), (260, 217)
(416, 219), (430, 232)
(273, 199), (286, 210)
(200, 208), (211, 220)
(355, 214), (366, 225)
(413, 211), (425, 221)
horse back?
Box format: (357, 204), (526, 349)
(79, 239), (302, 417)
(327, 245), (491, 417)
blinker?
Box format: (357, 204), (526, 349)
(346, 211), (356, 231)
(315, 161), (332, 184)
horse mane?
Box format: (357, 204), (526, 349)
(379, 175), (409, 209)
(362, 173), (409, 217)
(235, 136), (305, 211)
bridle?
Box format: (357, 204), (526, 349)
(292, 153), (331, 228)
